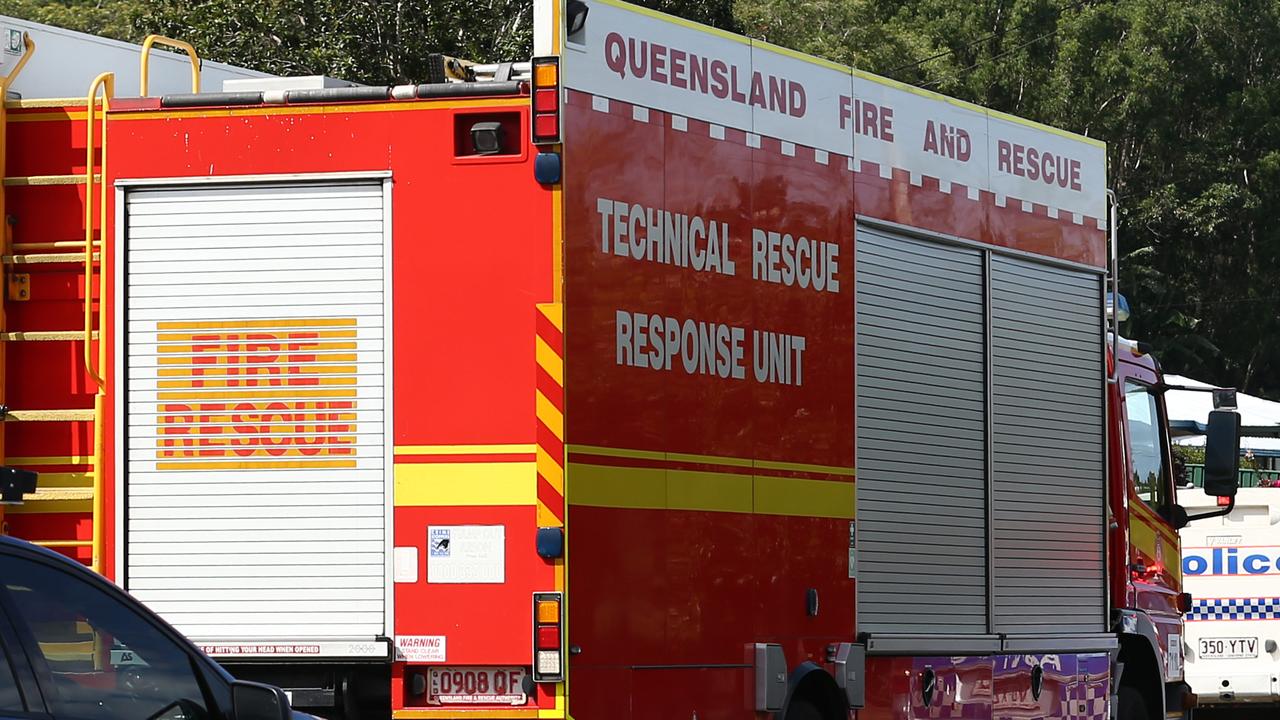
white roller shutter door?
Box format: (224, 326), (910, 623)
(122, 180), (390, 646)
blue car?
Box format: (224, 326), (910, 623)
(0, 534), (308, 720)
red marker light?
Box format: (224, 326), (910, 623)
(535, 88), (558, 113)
(537, 625), (560, 650)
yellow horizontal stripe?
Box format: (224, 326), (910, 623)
(158, 365), (357, 377)
(31, 472), (92, 488)
(667, 451), (752, 469)
(112, 96), (528, 122)
(6, 456), (90, 466)
(158, 318), (355, 330)
(157, 329), (357, 342)
(535, 391), (564, 441)
(157, 388), (357, 400)
(3, 174), (97, 186)
(536, 446), (564, 494)
(159, 352), (357, 365)
(158, 341), (356, 353)
(6, 110), (88, 122)
(6, 97), (91, 109)
(668, 469), (753, 513)
(4, 498), (91, 514)
(156, 459), (355, 470)
(566, 463), (666, 510)
(39, 640), (95, 662)
(568, 462), (855, 518)
(394, 444), (535, 456)
(567, 444), (854, 476)
(158, 377), (355, 389)
(568, 444), (665, 461)
(393, 710), (540, 719)
(535, 335), (563, 385)
(1129, 496), (1179, 544)
(755, 475), (855, 518)
(754, 458), (856, 477)
(394, 461), (534, 506)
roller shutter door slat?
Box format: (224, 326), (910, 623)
(124, 181), (388, 645)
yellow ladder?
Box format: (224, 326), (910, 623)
(0, 35), (110, 570)
(0, 35), (200, 573)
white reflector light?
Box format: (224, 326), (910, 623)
(536, 650), (561, 675)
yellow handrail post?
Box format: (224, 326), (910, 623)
(139, 35), (200, 96)
(0, 32), (35, 534)
(84, 72), (112, 573)
(84, 73), (111, 389)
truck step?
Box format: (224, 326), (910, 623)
(1, 331), (98, 341)
(11, 241), (99, 252)
(3, 252), (98, 264)
(1, 409), (95, 422)
(2, 174), (99, 187)
(31, 537), (93, 547)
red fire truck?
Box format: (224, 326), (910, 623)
(0, 1), (1244, 719)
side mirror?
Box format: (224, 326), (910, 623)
(1203, 409), (1241, 498)
(1164, 503), (1190, 530)
(232, 680), (291, 720)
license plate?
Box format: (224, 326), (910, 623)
(1198, 637), (1258, 659)
(428, 667), (527, 706)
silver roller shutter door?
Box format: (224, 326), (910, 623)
(123, 181), (390, 643)
(855, 228), (988, 634)
(990, 255), (1105, 634)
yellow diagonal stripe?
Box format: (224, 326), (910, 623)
(536, 391), (564, 441)
(535, 336), (564, 385)
(537, 446), (565, 494)
(537, 302), (563, 332)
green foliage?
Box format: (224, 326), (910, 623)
(1, 1), (734, 85)
(0, 0), (136, 38)
(734, 0), (1280, 399)
(6, 0), (1277, 397)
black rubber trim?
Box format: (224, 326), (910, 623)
(286, 86), (392, 104)
(415, 81), (522, 99)
(161, 91), (264, 108)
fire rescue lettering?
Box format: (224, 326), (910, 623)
(154, 318), (359, 470)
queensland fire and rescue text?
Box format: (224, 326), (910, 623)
(598, 197), (832, 387)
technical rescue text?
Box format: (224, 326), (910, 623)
(598, 196), (839, 388)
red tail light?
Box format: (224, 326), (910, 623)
(531, 57), (561, 145)
(532, 592), (564, 682)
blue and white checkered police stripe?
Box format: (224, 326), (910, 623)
(1187, 597), (1280, 621)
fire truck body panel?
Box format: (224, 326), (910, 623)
(2, 97), (556, 708)
(558, 2), (1120, 718)
(0, 2), (1204, 718)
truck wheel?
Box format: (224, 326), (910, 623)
(785, 699), (823, 720)
(1117, 685), (1149, 720)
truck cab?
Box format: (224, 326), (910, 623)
(1109, 330), (1243, 720)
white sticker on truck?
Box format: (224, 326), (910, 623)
(397, 636), (447, 663)
(427, 525), (505, 584)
